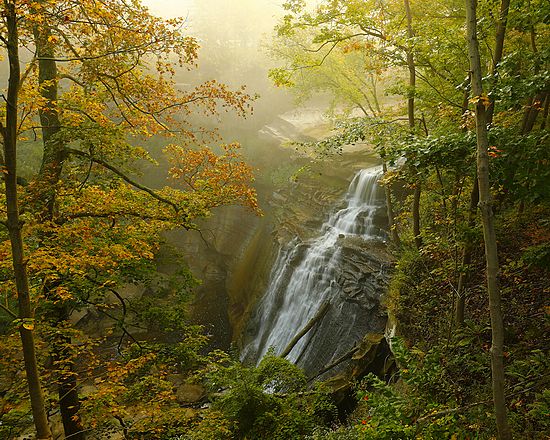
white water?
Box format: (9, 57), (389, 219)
(242, 167), (385, 364)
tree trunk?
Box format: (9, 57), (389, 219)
(280, 301), (330, 359)
(2, 2), (53, 438)
(404, 0), (415, 132)
(540, 94), (549, 131)
(486, 0), (510, 123)
(455, 73), (475, 327)
(412, 183), (422, 249)
(54, 305), (85, 440)
(33, 12), (85, 439)
(33, 16), (64, 218)
(382, 162), (401, 246)
(457, 0), (509, 326)
(465, 1), (512, 438)
(403, 0), (422, 250)
(521, 92), (546, 134)
(455, 178), (479, 326)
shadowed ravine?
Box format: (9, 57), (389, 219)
(241, 167), (390, 376)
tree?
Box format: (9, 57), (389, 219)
(264, 0), (547, 438)
(465, 0), (512, 437)
(268, 0), (474, 249)
(455, 0), (510, 327)
(1, 1), (53, 437)
(269, 27), (386, 118)
(0, 0), (258, 438)
(402, 0), (423, 250)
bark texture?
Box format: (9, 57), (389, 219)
(2, 1), (53, 438)
(465, 1), (512, 438)
(403, 0), (422, 250)
(456, 0), (509, 326)
(454, 178), (479, 326)
(382, 162), (401, 246)
(33, 21), (64, 218)
(33, 9), (85, 438)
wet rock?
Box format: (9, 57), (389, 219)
(321, 332), (396, 418)
(241, 165), (394, 377)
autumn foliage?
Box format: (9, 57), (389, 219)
(1, 0), (260, 438)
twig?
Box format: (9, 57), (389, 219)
(67, 148), (183, 215)
(416, 399), (492, 423)
(0, 302), (17, 319)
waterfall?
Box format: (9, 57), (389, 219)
(242, 167), (386, 367)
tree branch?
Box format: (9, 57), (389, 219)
(59, 211), (173, 223)
(416, 399), (492, 423)
(0, 302), (17, 319)
(66, 148), (182, 215)
(58, 73), (88, 89)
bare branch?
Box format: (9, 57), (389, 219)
(58, 73), (87, 89)
(0, 302), (17, 319)
(59, 211), (173, 223)
(18, 55), (36, 92)
(66, 148), (182, 215)
(416, 399), (492, 423)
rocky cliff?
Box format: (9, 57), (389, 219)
(164, 113), (392, 384)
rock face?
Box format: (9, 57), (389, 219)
(160, 113), (391, 384)
(258, 108), (331, 144)
(240, 234), (391, 377)
(166, 166), (348, 350)
(240, 165), (392, 379)
(298, 238), (391, 376)
(161, 206), (268, 349)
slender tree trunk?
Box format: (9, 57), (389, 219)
(33, 13), (85, 439)
(404, 0), (415, 132)
(519, 13), (543, 135)
(465, 1), (512, 438)
(456, 0), (509, 326)
(540, 94), (549, 131)
(2, 2), (53, 438)
(412, 183), (422, 249)
(521, 92), (546, 134)
(382, 162), (401, 246)
(403, 0), (422, 250)
(370, 75), (382, 114)
(54, 305), (85, 440)
(455, 75), (475, 327)
(455, 178), (479, 326)
(486, 0), (510, 122)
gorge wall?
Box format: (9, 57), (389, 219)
(166, 112), (392, 379)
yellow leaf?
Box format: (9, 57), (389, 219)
(22, 322), (35, 330)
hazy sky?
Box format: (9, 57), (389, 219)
(141, 0), (194, 18)
(141, 0), (282, 21)
(138, 0), (294, 120)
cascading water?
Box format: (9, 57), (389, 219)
(241, 167), (388, 372)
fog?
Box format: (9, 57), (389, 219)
(6, 0), (308, 179)
(141, 0), (301, 168)
(142, 0), (282, 28)
(141, 0), (286, 91)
